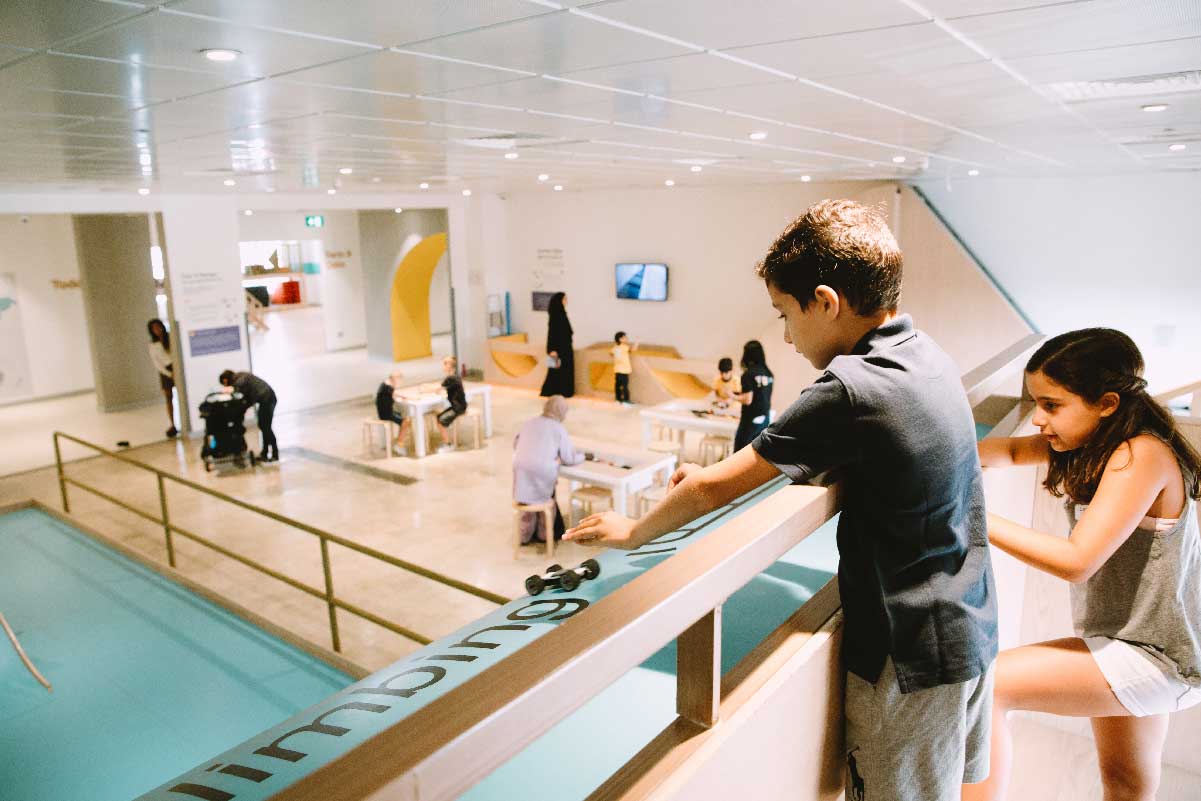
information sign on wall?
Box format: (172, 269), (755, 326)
(188, 325), (242, 357)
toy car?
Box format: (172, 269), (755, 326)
(525, 559), (601, 596)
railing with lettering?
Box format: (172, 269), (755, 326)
(52, 432), (509, 652)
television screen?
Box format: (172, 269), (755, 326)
(532, 291), (557, 311)
(615, 263), (668, 302)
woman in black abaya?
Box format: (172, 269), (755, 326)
(539, 292), (574, 397)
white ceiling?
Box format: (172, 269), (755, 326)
(0, 0), (1197, 194)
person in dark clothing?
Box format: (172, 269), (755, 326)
(733, 340), (774, 451)
(539, 292), (575, 397)
(435, 356), (468, 452)
(375, 371), (412, 456)
(219, 369), (279, 462)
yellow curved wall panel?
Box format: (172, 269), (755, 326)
(390, 232), (447, 361)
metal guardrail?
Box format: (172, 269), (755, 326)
(52, 431), (510, 651)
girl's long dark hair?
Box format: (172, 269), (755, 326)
(740, 340), (771, 374)
(1027, 328), (1200, 503)
(147, 318), (170, 351)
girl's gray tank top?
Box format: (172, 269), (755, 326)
(1068, 497), (1201, 687)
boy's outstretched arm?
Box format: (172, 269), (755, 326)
(565, 446), (781, 550)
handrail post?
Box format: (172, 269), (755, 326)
(156, 473), (176, 568)
(676, 605), (722, 728)
(320, 537), (341, 653)
(53, 433), (70, 513)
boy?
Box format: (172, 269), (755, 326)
(375, 371), (412, 456)
(611, 331), (638, 405)
(567, 199), (997, 801)
(435, 356), (468, 453)
(712, 357), (737, 407)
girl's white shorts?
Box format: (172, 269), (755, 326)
(1085, 636), (1201, 717)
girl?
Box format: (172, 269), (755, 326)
(540, 292), (575, 398)
(733, 340), (773, 451)
(966, 328), (1201, 801)
(146, 318), (177, 438)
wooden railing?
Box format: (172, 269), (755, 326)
(52, 432), (510, 652)
(1155, 379), (1201, 418)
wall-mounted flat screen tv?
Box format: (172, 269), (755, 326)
(615, 263), (668, 301)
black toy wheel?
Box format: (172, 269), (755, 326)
(580, 559), (601, 580)
(546, 563), (563, 574)
(525, 575), (545, 596)
(560, 570), (581, 591)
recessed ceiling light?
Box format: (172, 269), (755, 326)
(748, 131), (768, 141)
(462, 188), (472, 196)
(247, 123), (263, 130)
(327, 188), (337, 195)
(394, 207), (403, 213)
(538, 174), (550, 182)
(371, 176), (382, 183)
(1169, 143), (1187, 151)
(800, 175), (811, 182)
(553, 185), (563, 191)
(223, 178), (236, 187)
(338, 167), (353, 175)
(968, 169), (980, 177)
(243, 209), (253, 216)
(892, 155), (907, 164)
(504, 152), (519, 160)
(137, 187), (150, 196)
(1142, 104), (1169, 113)
(201, 48), (241, 62)
(664, 179), (675, 187)
(690, 165), (702, 173)
(265, 187), (275, 193)
(419, 182), (430, 189)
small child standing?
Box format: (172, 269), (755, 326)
(435, 356), (468, 453)
(611, 331), (638, 405)
(712, 357), (737, 408)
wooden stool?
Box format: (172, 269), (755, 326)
(647, 439), (683, 461)
(570, 485), (613, 526)
(637, 485), (667, 518)
(451, 408), (484, 450)
(513, 500), (556, 558)
(699, 434), (733, 466)
(361, 418), (395, 457)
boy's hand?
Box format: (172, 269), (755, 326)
(564, 512), (638, 548)
(669, 462), (702, 490)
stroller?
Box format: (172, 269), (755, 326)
(199, 391), (257, 472)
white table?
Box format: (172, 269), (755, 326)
(559, 438), (676, 518)
(396, 382), (493, 458)
(640, 399), (777, 460)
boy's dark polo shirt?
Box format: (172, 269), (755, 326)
(753, 314), (997, 692)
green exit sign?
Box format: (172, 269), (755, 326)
(304, 214), (325, 228)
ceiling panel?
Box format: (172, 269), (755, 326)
(929, 1), (1082, 17)
(728, 22), (983, 80)
(0, 53), (232, 105)
(281, 49), (522, 98)
(172, 0), (550, 48)
(1013, 35), (1201, 84)
(405, 11), (696, 75)
(952, 0), (1201, 60)
(586, 0), (924, 50)
(0, 0), (151, 50)
(556, 52), (790, 96)
(59, 9), (374, 80)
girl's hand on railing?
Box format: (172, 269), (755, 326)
(565, 511), (637, 548)
(669, 462), (702, 490)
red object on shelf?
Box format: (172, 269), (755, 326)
(270, 280), (301, 305)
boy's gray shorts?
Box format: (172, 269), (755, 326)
(844, 657), (994, 801)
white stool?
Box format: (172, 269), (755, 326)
(637, 485), (667, 518)
(513, 500), (556, 558)
(699, 434), (733, 466)
(647, 439), (683, 461)
(361, 418), (395, 457)
(570, 485), (613, 526)
(451, 408), (484, 450)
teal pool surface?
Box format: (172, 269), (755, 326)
(0, 508), (352, 801)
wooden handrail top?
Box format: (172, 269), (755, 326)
(271, 483), (840, 801)
(961, 333), (1044, 407)
(1154, 379), (1201, 403)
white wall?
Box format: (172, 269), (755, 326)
(914, 173), (1201, 392)
(0, 214), (94, 402)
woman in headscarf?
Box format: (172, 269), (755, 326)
(513, 395), (584, 543)
(539, 292), (575, 397)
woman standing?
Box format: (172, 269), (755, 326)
(147, 318), (177, 438)
(540, 292), (575, 398)
(733, 339), (773, 451)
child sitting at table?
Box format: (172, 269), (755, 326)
(513, 395), (584, 543)
(712, 357), (737, 409)
(374, 371), (412, 456)
(435, 356), (468, 453)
